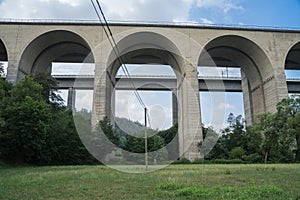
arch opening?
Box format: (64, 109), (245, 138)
(92, 31), (191, 165)
(102, 32), (184, 128)
(285, 41), (300, 96)
(0, 39), (8, 77)
(198, 66), (244, 131)
(18, 30), (94, 79)
(112, 59), (180, 163)
(198, 35), (274, 126)
(115, 63), (176, 131)
(18, 30), (95, 111)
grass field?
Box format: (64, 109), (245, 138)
(1, 164), (300, 199)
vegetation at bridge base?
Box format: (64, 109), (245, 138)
(1, 64), (300, 165)
(200, 96), (300, 164)
(0, 71), (99, 166)
(0, 68), (179, 166)
(90, 116), (178, 164)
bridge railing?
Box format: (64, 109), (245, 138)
(52, 74), (242, 80)
(286, 77), (300, 81)
(1, 18), (300, 32)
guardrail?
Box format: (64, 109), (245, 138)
(52, 74), (243, 80)
(52, 74), (300, 81)
(1, 18), (300, 32)
(286, 78), (300, 81)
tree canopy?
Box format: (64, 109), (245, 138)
(203, 97), (300, 163)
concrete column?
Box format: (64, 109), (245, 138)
(178, 63), (203, 161)
(5, 60), (19, 84)
(172, 90), (178, 125)
(241, 71), (253, 125)
(251, 85), (266, 119)
(110, 87), (116, 125)
(274, 68), (289, 102)
(67, 87), (76, 112)
(262, 68), (288, 114)
(92, 61), (114, 126)
(274, 68), (289, 100)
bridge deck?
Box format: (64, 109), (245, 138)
(53, 75), (300, 93)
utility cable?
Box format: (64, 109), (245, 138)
(93, 0), (146, 109)
(90, 0), (152, 128)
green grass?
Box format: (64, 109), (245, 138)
(1, 164), (300, 199)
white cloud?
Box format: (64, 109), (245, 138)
(196, 0), (244, 13)
(0, 0), (195, 22)
(39, 0), (80, 7)
(115, 90), (172, 130)
(101, 0), (194, 22)
(217, 102), (235, 110)
(149, 104), (172, 130)
(0, 0), (95, 19)
(75, 90), (93, 111)
(200, 18), (214, 24)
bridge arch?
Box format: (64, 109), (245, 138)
(198, 35), (275, 125)
(93, 30), (202, 161)
(285, 41), (300, 70)
(17, 30), (94, 80)
(106, 31), (183, 78)
(285, 41), (300, 94)
(94, 31), (185, 120)
(0, 39), (8, 62)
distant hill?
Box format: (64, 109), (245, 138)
(73, 110), (158, 137)
(115, 117), (156, 137)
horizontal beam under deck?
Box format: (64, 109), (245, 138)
(54, 76), (243, 92)
(287, 80), (300, 93)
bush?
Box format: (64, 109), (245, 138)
(229, 147), (246, 159)
(172, 158), (192, 164)
(211, 158), (244, 164)
(243, 153), (263, 163)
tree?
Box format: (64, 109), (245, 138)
(251, 98), (297, 163)
(285, 97), (300, 162)
(222, 113), (246, 151)
(0, 63), (4, 77)
(40, 108), (98, 165)
(157, 123), (179, 160)
(0, 77), (51, 164)
(199, 125), (219, 159)
(289, 111), (300, 161)
(82, 117), (119, 163)
(31, 72), (64, 106)
(229, 147), (246, 159)
(0, 75), (97, 165)
(205, 113), (246, 160)
(0, 78), (13, 128)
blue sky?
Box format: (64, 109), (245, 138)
(1, 0), (299, 130)
(0, 0), (300, 28)
(189, 0), (300, 28)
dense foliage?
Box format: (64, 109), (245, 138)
(0, 72), (179, 165)
(203, 97), (300, 163)
(0, 73), (98, 165)
(97, 117), (178, 163)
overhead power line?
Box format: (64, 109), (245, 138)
(90, 0), (152, 128)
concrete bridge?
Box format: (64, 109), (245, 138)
(1, 20), (300, 161)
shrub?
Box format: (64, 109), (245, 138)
(229, 147), (246, 159)
(243, 153), (263, 163)
(172, 158), (192, 164)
